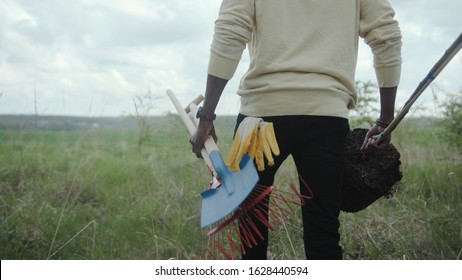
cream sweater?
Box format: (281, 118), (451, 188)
(208, 0), (402, 118)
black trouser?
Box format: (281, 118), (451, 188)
(235, 114), (349, 260)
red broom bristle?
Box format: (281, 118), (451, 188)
(197, 176), (313, 260)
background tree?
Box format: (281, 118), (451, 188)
(437, 88), (462, 150)
(350, 81), (379, 128)
(130, 90), (160, 151)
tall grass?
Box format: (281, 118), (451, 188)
(0, 116), (460, 259)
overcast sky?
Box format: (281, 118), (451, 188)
(0, 0), (461, 117)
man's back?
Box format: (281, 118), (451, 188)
(209, 0), (401, 118)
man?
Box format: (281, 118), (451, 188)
(191, 0), (402, 260)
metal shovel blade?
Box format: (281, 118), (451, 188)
(200, 151), (259, 228)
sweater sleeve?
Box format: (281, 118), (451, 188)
(208, 0), (255, 80)
(359, 0), (402, 87)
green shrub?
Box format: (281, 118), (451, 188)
(438, 90), (462, 150)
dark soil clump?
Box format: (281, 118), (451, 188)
(342, 128), (403, 212)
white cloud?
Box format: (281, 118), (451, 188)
(0, 0), (460, 117)
(0, 0), (222, 116)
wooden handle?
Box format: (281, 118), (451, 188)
(166, 90), (217, 176)
(185, 95), (204, 113)
(166, 89), (196, 136)
(187, 103), (217, 176)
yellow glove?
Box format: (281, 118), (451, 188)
(225, 117), (262, 172)
(255, 122), (280, 171)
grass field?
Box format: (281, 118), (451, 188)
(0, 115), (461, 260)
